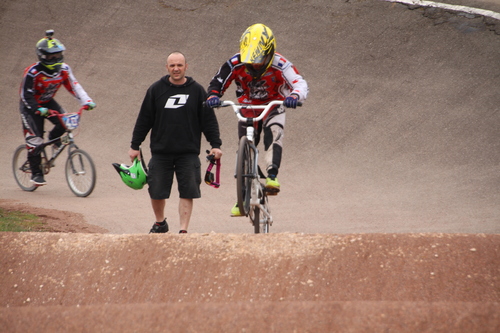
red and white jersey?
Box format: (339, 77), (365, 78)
(207, 52), (308, 106)
(20, 62), (93, 110)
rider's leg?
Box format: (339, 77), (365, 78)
(263, 110), (286, 179)
(45, 100), (66, 145)
(20, 103), (45, 179)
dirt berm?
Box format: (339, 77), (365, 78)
(1, 232), (499, 332)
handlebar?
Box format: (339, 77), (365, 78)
(52, 106), (89, 117)
(38, 106), (88, 131)
(36, 106), (88, 118)
(220, 100), (301, 123)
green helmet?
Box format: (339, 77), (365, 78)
(112, 158), (148, 190)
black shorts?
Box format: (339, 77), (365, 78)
(147, 153), (201, 200)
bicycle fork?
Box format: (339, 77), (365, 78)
(249, 146), (273, 224)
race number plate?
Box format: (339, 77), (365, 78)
(62, 113), (80, 130)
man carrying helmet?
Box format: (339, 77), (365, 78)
(206, 23), (308, 216)
(129, 51), (222, 234)
(19, 30), (96, 185)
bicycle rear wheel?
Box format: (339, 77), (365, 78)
(236, 136), (253, 217)
(12, 144), (37, 192)
(65, 149), (96, 197)
(250, 192), (271, 233)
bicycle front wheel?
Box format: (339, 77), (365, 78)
(12, 144), (37, 192)
(236, 136), (253, 217)
(65, 149), (96, 197)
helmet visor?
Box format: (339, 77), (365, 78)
(42, 52), (64, 65)
(249, 53), (272, 69)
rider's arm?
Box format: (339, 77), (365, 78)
(207, 54), (240, 97)
(20, 66), (40, 112)
(61, 64), (94, 106)
(280, 58), (309, 102)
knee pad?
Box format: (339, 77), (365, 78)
(264, 124), (284, 148)
(26, 136), (43, 154)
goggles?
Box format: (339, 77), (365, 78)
(205, 152), (221, 188)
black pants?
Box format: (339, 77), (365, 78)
(19, 100), (66, 175)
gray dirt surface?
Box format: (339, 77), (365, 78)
(0, 0), (499, 331)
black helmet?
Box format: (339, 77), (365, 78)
(36, 30), (65, 71)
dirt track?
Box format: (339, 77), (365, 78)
(1, 233), (499, 332)
(1, 0), (499, 331)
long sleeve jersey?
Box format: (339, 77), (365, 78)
(20, 62), (93, 111)
(207, 52), (308, 105)
(131, 76), (222, 155)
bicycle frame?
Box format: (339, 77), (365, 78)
(220, 100), (285, 233)
(13, 106), (96, 197)
(36, 107), (85, 172)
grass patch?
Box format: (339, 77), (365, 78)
(0, 208), (46, 232)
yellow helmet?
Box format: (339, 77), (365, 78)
(239, 24), (276, 79)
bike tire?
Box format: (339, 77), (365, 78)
(250, 205), (261, 233)
(260, 193), (271, 233)
(249, 192), (271, 234)
(65, 149), (96, 197)
(236, 136), (253, 217)
(12, 144), (37, 192)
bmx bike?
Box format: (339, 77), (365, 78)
(12, 106), (96, 197)
(219, 100), (299, 233)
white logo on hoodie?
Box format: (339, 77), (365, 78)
(164, 94), (189, 109)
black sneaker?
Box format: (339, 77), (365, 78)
(179, 230), (187, 234)
(149, 219), (169, 233)
(31, 174), (47, 186)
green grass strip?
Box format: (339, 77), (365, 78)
(0, 207), (45, 232)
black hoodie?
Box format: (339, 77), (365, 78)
(131, 76), (222, 155)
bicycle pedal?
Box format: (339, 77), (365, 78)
(265, 188), (279, 195)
